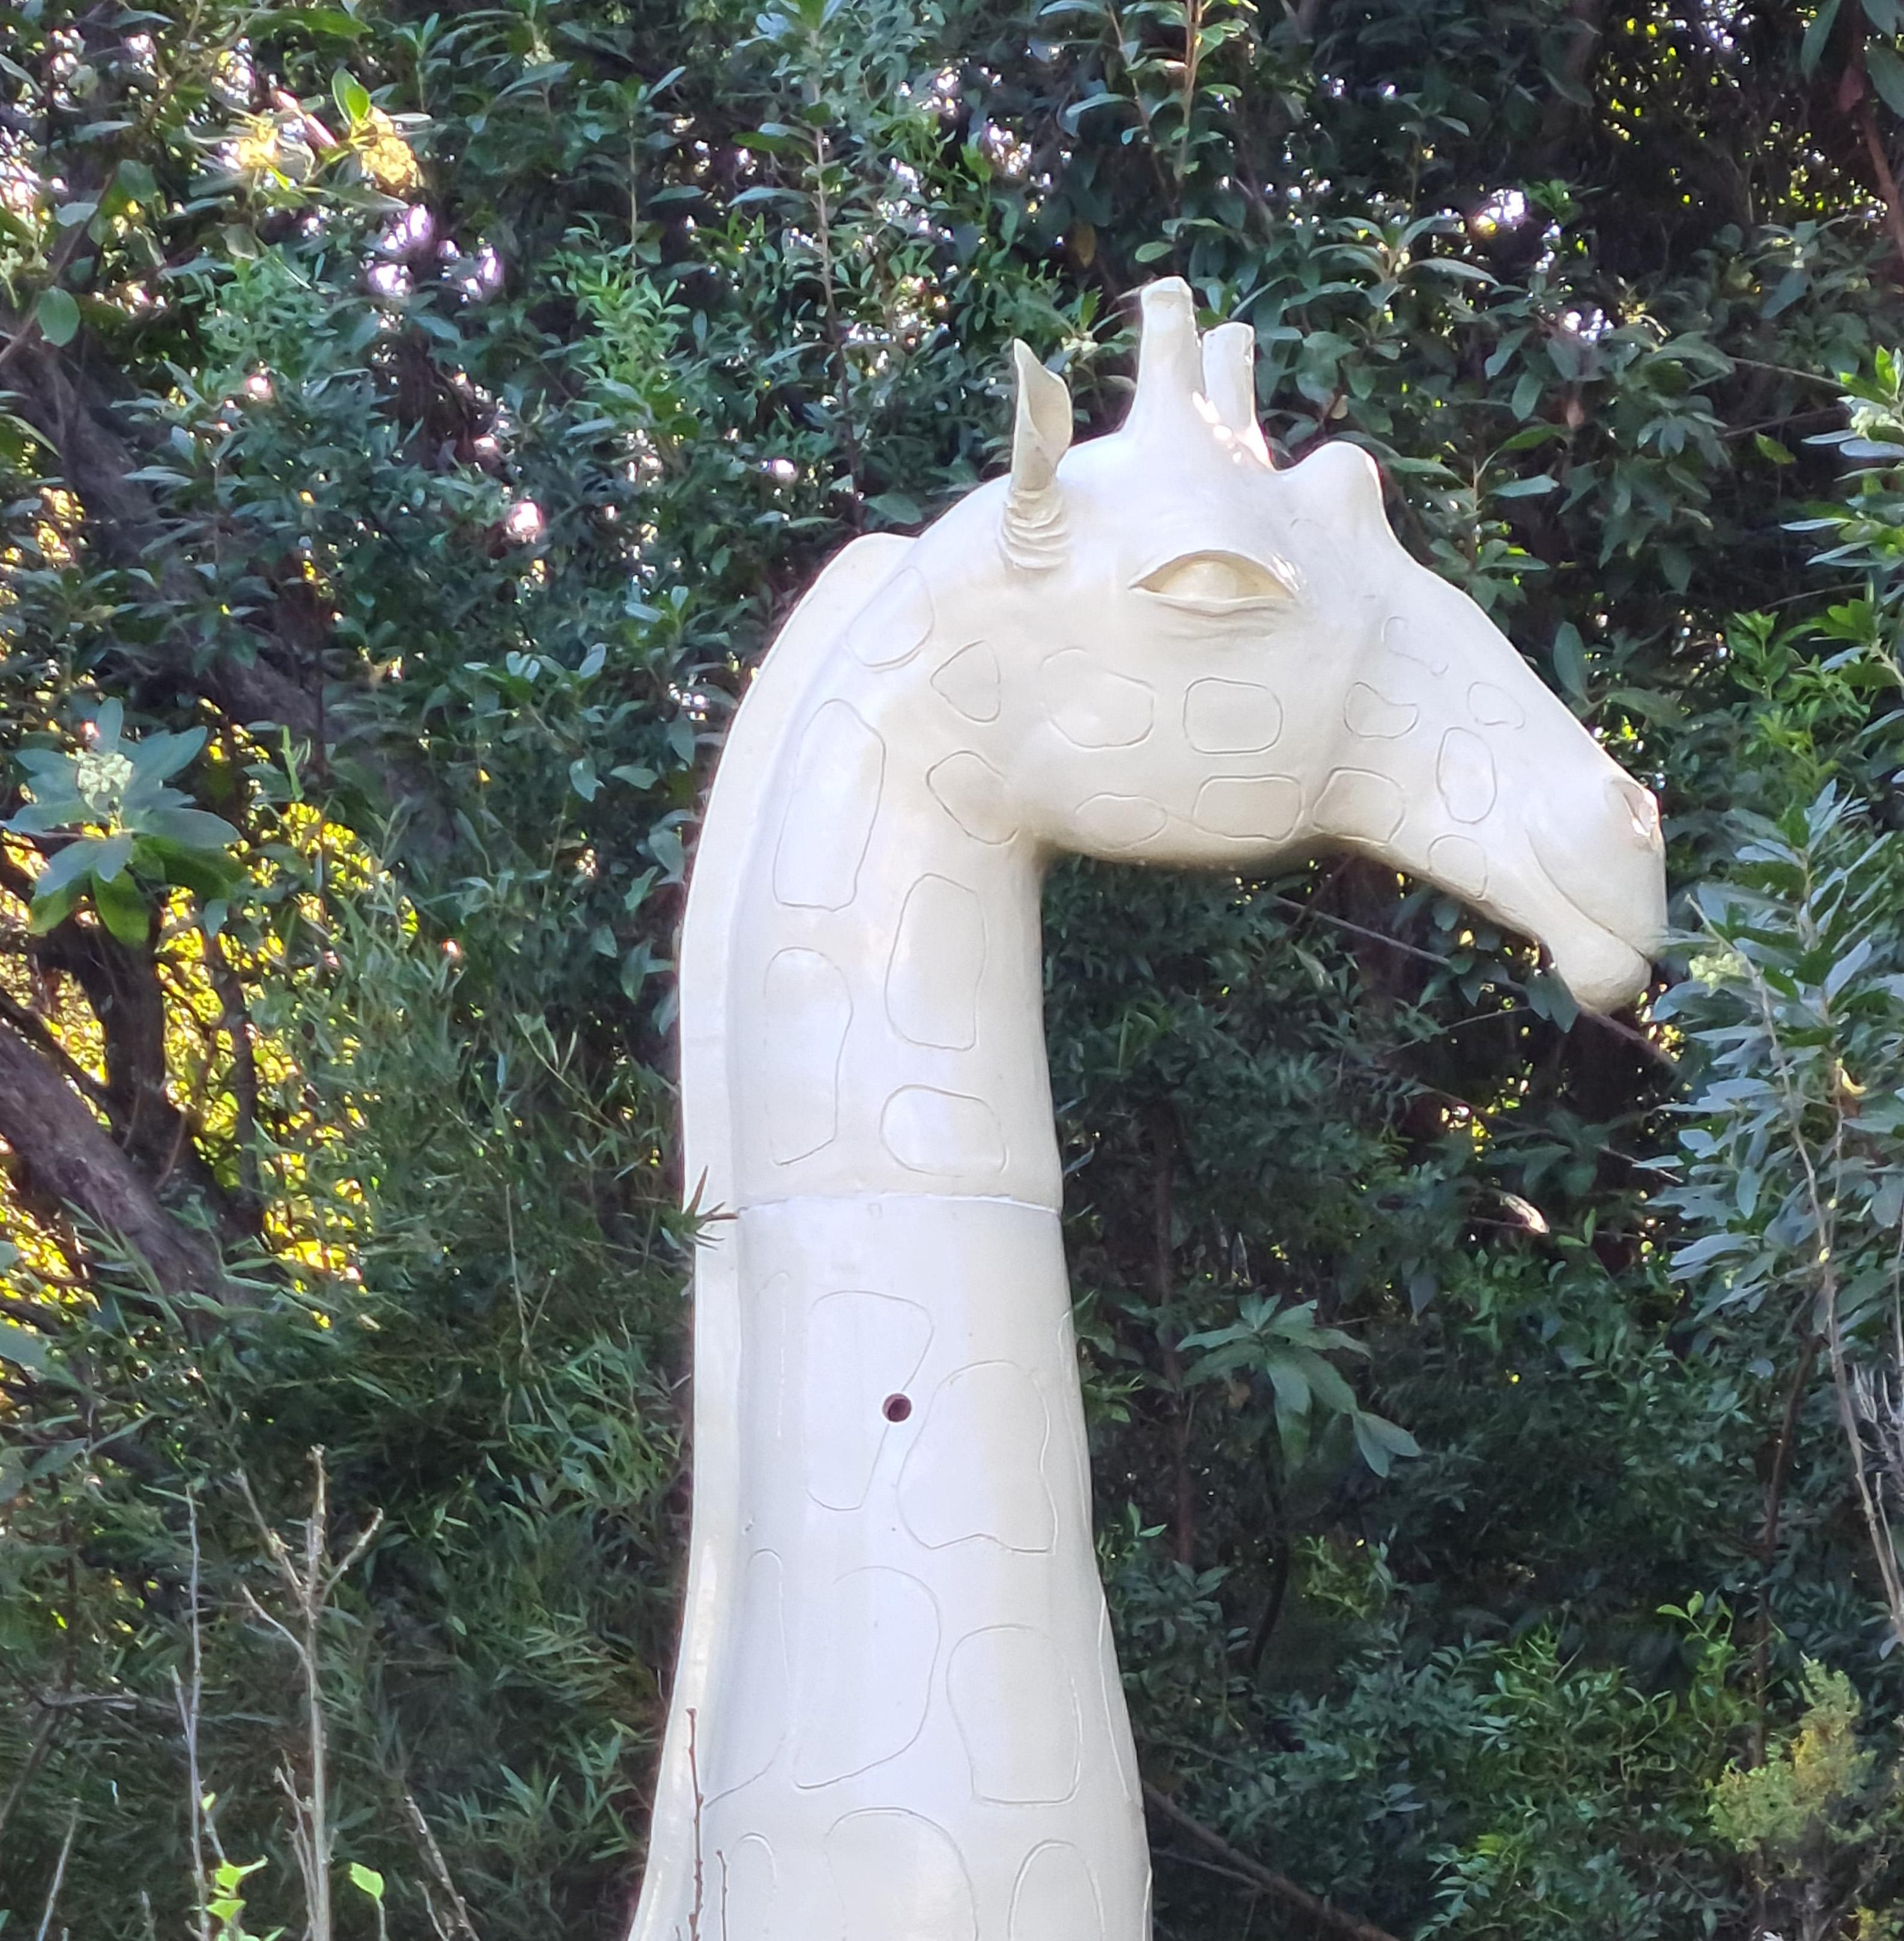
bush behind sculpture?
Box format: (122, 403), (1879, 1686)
(5, 1), (1904, 1936)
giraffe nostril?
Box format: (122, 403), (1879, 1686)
(1611, 775), (1661, 846)
(882, 1393), (913, 1424)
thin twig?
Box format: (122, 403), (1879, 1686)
(402, 1789), (481, 1941)
(0, 1707), (59, 1850)
(177, 1486), (212, 1941)
(1265, 891), (1675, 1068)
(33, 1805), (79, 1941)
(687, 1707), (705, 1941)
(237, 1452), (384, 1941)
(1142, 1783), (1402, 1941)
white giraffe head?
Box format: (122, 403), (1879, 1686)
(876, 277), (1666, 1012)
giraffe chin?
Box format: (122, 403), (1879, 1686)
(1548, 927), (1654, 1016)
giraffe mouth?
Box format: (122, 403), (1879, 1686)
(1548, 927), (1654, 1015)
(1529, 835), (1662, 1012)
(1525, 789), (1666, 1012)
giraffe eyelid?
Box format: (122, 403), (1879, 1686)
(1133, 548), (1297, 612)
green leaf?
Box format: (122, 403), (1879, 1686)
(252, 4), (366, 34)
(1801, 0), (1842, 77)
(92, 870), (149, 946)
(25, 877), (83, 935)
(115, 158), (157, 205)
(133, 839), (243, 901)
(134, 807), (240, 851)
(568, 758), (601, 802)
(88, 831), (133, 883)
(1061, 91), (1127, 133)
(1552, 621), (1589, 702)
(0, 1319), (49, 1373)
(127, 725), (207, 789)
(649, 825), (686, 882)
(1353, 1411), (1421, 1476)
(34, 287), (79, 347)
(1494, 473), (1560, 499)
(1867, 41), (1904, 117)
(333, 69), (373, 126)
(1263, 1353), (1313, 1421)
(36, 836), (117, 902)
(348, 1862), (385, 1903)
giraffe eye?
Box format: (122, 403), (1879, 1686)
(1136, 550), (1293, 609)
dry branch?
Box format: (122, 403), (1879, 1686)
(1143, 1781), (1402, 1941)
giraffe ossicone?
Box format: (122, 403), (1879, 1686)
(631, 277), (1667, 1941)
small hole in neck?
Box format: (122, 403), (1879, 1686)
(882, 1393), (912, 1424)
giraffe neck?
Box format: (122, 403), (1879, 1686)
(721, 648), (1057, 1217)
(634, 538), (1151, 1941)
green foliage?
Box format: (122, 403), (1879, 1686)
(5, 699), (242, 939)
(5, 0), (1904, 1937)
(1711, 1661), (1904, 1941)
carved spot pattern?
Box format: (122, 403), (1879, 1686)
(1342, 680), (1419, 740)
(708, 1550), (789, 1799)
(793, 1567), (939, 1788)
(1383, 612), (1448, 675)
(1468, 680), (1526, 729)
(1011, 1842), (1106, 1941)
(926, 750), (1019, 846)
(1039, 649), (1154, 749)
(825, 1808), (977, 1941)
(1074, 792), (1168, 851)
(1437, 727), (1498, 824)
(879, 1086), (1007, 1176)
(761, 950), (851, 1164)
(1314, 767), (1405, 843)
(1183, 677), (1282, 753)
(1192, 775), (1302, 842)
(773, 701), (885, 909)
(845, 564), (935, 669)
(931, 641), (1002, 723)
(897, 1361), (1056, 1552)
(1429, 833), (1490, 901)
(948, 1625), (1082, 1804)
(802, 1291), (933, 1511)
(886, 875), (986, 1051)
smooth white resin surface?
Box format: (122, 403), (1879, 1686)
(630, 279), (1667, 1941)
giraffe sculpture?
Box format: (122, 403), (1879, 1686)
(629, 278), (1667, 1941)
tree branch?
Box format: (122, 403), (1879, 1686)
(0, 1015), (225, 1299)
(0, 986), (114, 1113)
(1142, 1782), (1402, 1941)
(1536, 0), (1608, 160)
(1857, 99), (1904, 277)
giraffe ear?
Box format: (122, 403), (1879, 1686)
(1002, 341), (1072, 570)
(1201, 321), (1270, 463)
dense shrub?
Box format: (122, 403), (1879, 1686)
(5, 2), (1904, 1936)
